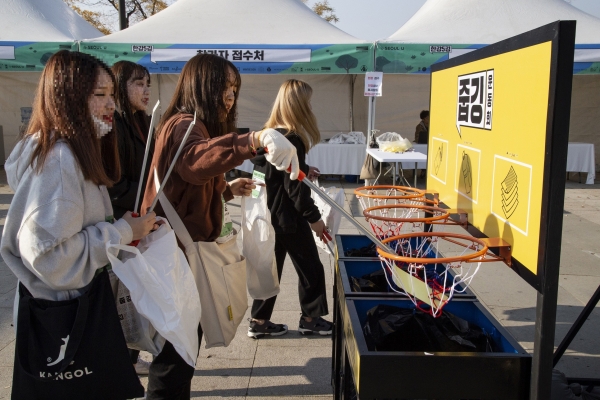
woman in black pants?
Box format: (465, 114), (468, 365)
(248, 79), (333, 338)
(109, 60), (153, 375)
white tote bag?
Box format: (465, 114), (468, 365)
(240, 190), (279, 300)
(106, 220), (201, 367)
(311, 180), (345, 254)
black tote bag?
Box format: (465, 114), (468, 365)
(12, 269), (145, 400)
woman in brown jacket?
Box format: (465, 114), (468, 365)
(141, 53), (299, 399)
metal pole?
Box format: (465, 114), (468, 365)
(149, 112), (196, 212)
(300, 176), (395, 254)
(119, 0), (127, 30)
(133, 100), (160, 214)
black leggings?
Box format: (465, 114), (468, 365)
(146, 324), (203, 400)
(251, 220), (329, 320)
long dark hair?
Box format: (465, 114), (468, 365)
(112, 60), (151, 132)
(112, 60), (151, 173)
(26, 50), (120, 187)
(157, 53), (241, 138)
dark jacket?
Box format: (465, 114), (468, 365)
(108, 111), (153, 219)
(415, 121), (429, 144)
(251, 129), (321, 234)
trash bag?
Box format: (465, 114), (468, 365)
(106, 218), (202, 367)
(311, 180), (345, 254)
(363, 304), (495, 352)
(350, 269), (389, 293)
(108, 269), (165, 356)
(241, 188), (279, 300)
(552, 369), (600, 400)
(328, 131), (366, 144)
(345, 242), (377, 257)
(376, 132), (413, 153)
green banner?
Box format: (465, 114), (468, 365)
(0, 41), (78, 71)
(376, 43), (600, 74)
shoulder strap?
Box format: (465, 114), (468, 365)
(153, 169), (194, 248)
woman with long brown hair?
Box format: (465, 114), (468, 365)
(110, 60), (154, 375)
(0, 50), (157, 398)
(109, 60), (152, 219)
(141, 53), (300, 399)
(248, 79), (332, 338)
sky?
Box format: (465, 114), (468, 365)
(303, 0), (600, 41)
(98, 0), (600, 39)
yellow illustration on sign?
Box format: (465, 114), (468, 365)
(428, 41), (552, 276)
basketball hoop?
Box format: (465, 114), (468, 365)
(376, 232), (489, 317)
(354, 185), (426, 213)
(363, 202), (451, 238)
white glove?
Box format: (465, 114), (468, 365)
(259, 128), (300, 180)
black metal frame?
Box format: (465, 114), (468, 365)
(335, 296), (531, 399)
(553, 284), (600, 390)
(430, 21), (576, 399)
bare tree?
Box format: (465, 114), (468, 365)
(63, 0), (172, 34)
(303, 0), (339, 24)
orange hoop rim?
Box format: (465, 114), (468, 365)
(363, 203), (450, 223)
(377, 231), (489, 264)
(353, 185), (425, 200)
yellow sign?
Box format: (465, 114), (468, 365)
(428, 41), (552, 276)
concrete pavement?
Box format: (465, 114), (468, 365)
(0, 171), (598, 398)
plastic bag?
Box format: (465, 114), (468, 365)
(106, 218), (201, 367)
(350, 269), (389, 293)
(310, 180), (345, 254)
(108, 269), (165, 356)
(376, 132), (413, 153)
(551, 369), (600, 400)
(327, 131), (366, 144)
(240, 189), (280, 300)
(363, 304), (494, 352)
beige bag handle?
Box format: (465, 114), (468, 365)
(153, 169), (194, 250)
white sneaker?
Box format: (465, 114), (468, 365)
(134, 358), (151, 375)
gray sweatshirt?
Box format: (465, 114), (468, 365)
(0, 135), (133, 301)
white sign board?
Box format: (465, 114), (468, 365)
(364, 72), (383, 97)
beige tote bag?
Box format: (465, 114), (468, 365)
(155, 175), (248, 348)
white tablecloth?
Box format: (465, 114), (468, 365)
(235, 143), (367, 175)
(567, 143), (595, 184)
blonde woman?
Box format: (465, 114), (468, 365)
(248, 79), (332, 338)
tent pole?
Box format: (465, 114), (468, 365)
(367, 88), (372, 143)
(349, 74), (354, 132)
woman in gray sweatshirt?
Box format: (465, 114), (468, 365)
(0, 50), (157, 303)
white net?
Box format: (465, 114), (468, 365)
(354, 185), (425, 213)
(377, 232), (488, 318)
(363, 203), (451, 239)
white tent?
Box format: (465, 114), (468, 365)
(374, 0), (600, 174)
(81, 0), (373, 138)
(0, 0), (103, 160)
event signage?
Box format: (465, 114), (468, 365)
(376, 43), (600, 75)
(80, 43), (374, 74)
(364, 71), (383, 96)
(455, 69), (494, 135)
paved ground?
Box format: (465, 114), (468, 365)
(0, 169), (598, 399)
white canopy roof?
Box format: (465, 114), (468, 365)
(0, 0), (103, 42)
(384, 0), (600, 44)
(87, 0), (367, 44)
